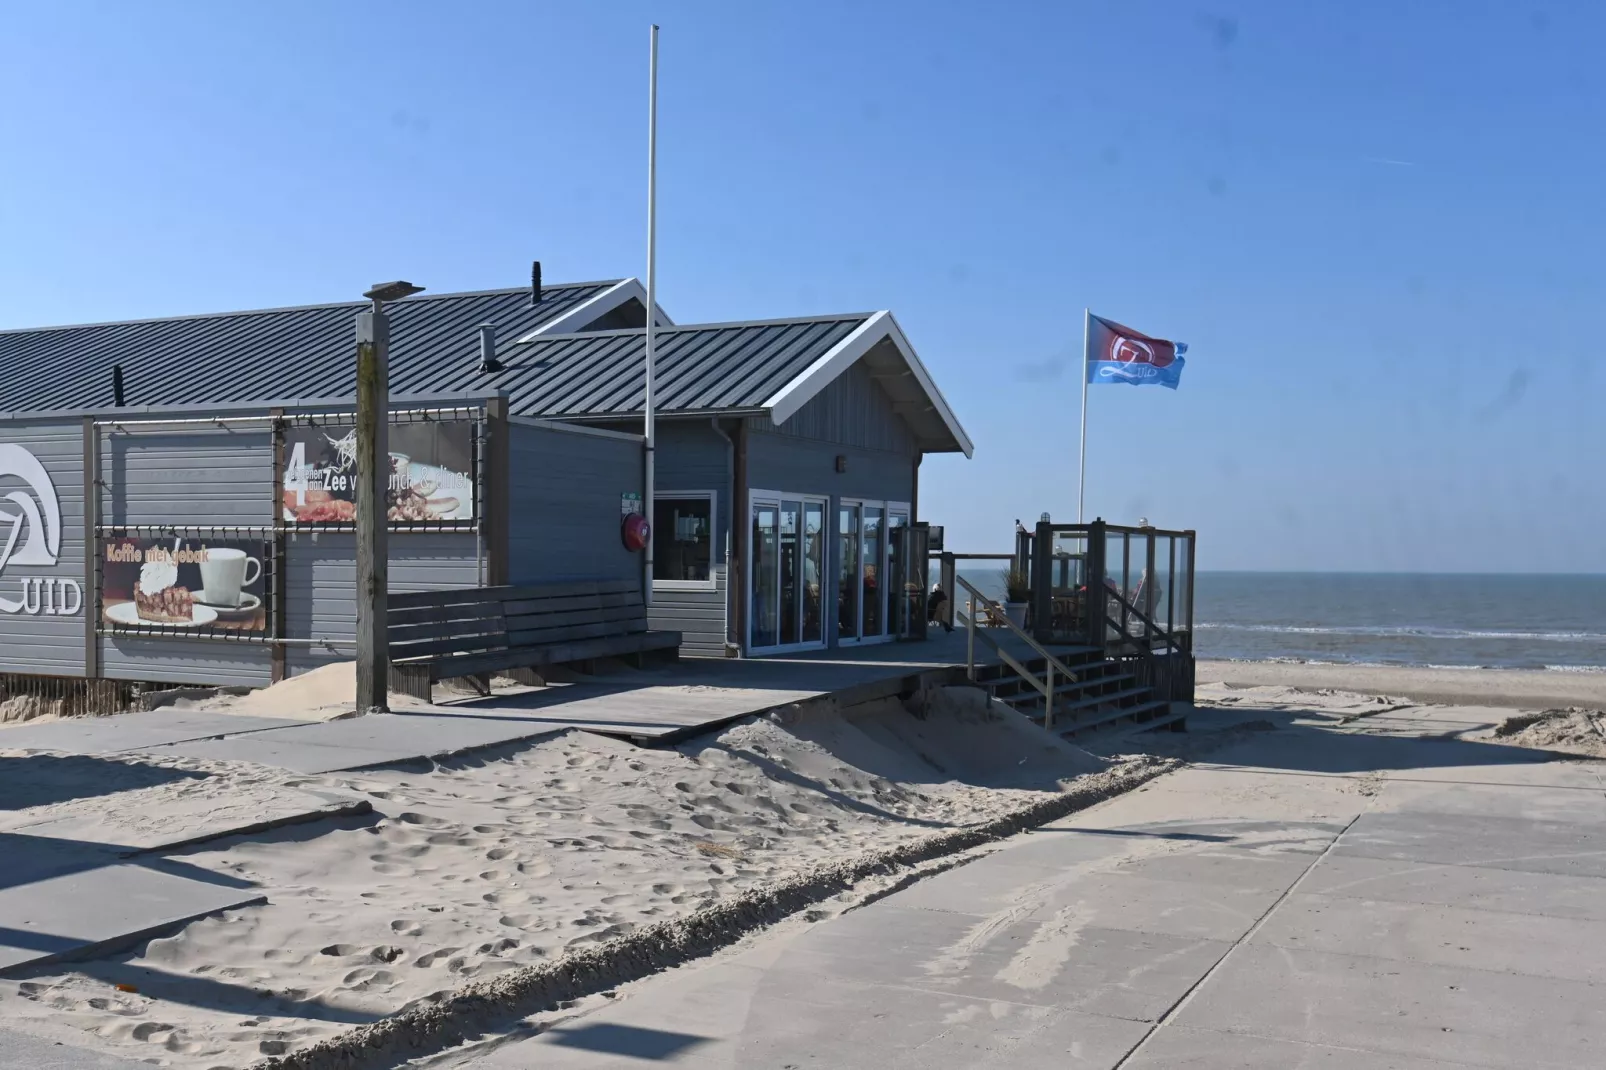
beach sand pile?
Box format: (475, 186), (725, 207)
(0, 685), (1126, 1068)
(1489, 707), (1606, 758)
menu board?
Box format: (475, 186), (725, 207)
(282, 421), (475, 524)
(101, 536), (270, 635)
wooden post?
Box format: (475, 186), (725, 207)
(354, 309), (389, 715)
(1032, 519), (1052, 643)
(269, 408), (288, 683)
(81, 416), (99, 679)
(1044, 663), (1054, 732)
(729, 420), (747, 656)
(484, 397), (511, 585)
(1086, 520), (1107, 653)
(965, 595), (976, 679)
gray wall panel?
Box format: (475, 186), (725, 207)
(102, 428), (275, 526)
(0, 419), (88, 676)
(649, 565), (727, 656)
(744, 431), (915, 505)
(506, 422), (644, 584)
(101, 639), (271, 687)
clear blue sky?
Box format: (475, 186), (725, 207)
(2, 1), (1599, 571)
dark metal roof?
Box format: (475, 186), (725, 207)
(0, 282), (618, 412)
(459, 315), (871, 418)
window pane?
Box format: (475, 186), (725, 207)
(863, 506), (884, 636)
(653, 496), (712, 582)
(803, 501), (824, 643)
(780, 501), (800, 646)
(888, 512), (908, 636)
(838, 504), (859, 639)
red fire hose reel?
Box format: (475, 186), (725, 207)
(622, 512), (651, 552)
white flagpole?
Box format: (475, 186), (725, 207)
(643, 24), (659, 607)
(1076, 307), (1090, 523)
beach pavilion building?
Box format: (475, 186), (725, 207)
(0, 270), (971, 689)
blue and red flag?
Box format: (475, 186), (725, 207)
(1086, 315), (1187, 389)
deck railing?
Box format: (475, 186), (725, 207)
(953, 574), (1084, 732)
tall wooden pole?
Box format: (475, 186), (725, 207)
(354, 304), (390, 715)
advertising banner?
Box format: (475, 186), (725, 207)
(101, 536), (270, 634)
(282, 422), (476, 524)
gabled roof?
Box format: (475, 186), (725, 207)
(0, 280), (972, 455)
(0, 281), (636, 411)
(465, 312), (973, 455)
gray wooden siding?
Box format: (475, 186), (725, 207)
(591, 417), (733, 655)
(284, 532), (482, 677)
(751, 358), (918, 455)
(744, 432), (915, 505)
(101, 428), (274, 526)
(0, 419), (88, 676)
(650, 565), (727, 657)
(506, 422), (643, 584)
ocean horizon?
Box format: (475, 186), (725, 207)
(942, 567), (1606, 673)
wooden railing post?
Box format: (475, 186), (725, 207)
(1044, 662), (1055, 732)
(940, 551), (956, 631)
(1032, 519), (1053, 643)
(966, 596), (976, 679)
(1086, 520), (1107, 653)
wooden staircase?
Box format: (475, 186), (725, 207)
(953, 575), (1187, 741)
(970, 646), (1184, 739)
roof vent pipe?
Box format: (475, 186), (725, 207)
(112, 364), (126, 406)
(478, 323), (501, 373)
(530, 261), (542, 306)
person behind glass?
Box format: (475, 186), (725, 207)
(927, 583), (953, 632)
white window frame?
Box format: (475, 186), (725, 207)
(746, 488), (830, 655)
(652, 490), (719, 591)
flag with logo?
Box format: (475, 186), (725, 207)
(1086, 315), (1187, 389)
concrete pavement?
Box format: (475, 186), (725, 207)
(453, 700), (1606, 1069)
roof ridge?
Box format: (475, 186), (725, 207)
(0, 280), (624, 337)
(522, 310), (877, 343)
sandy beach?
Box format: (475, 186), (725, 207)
(0, 685), (1138, 1068)
(1198, 660), (1606, 710)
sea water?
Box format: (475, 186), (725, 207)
(942, 568), (1606, 672)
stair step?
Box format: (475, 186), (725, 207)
(1060, 685), (1154, 712)
(1057, 698), (1173, 736)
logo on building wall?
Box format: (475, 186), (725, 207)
(0, 443), (82, 615)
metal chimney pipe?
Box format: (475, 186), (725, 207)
(478, 323), (501, 373)
(530, 261), (542, 305)
(112, 364), (126, 406)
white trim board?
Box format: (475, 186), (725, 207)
(759, 310), (975, 458)
(514, 278), (674, 342)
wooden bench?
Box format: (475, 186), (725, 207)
(386, 579), (681, 703)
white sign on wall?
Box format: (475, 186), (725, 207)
(0, 443), (82, 616)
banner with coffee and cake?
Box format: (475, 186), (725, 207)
(101, 537), (270, 635)
(281, 421), (476, 524)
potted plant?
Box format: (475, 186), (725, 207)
(1003, 567), (1030, 628)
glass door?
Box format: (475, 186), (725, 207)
(751, 501), (779, 649)
(749, 491), (828, 654)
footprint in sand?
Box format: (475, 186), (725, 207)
(397, 812), (448, 827)
(498, 913), (536, 929)
(319, 943), (358, 957)
(390, 919), (423, 936)
(476, 937), (521, 955)
(370, 945), (405, 963)
(485, 847), (515, 861)
(412, 947), (463, 968)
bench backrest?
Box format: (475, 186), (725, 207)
(388, 579), (646, 661)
